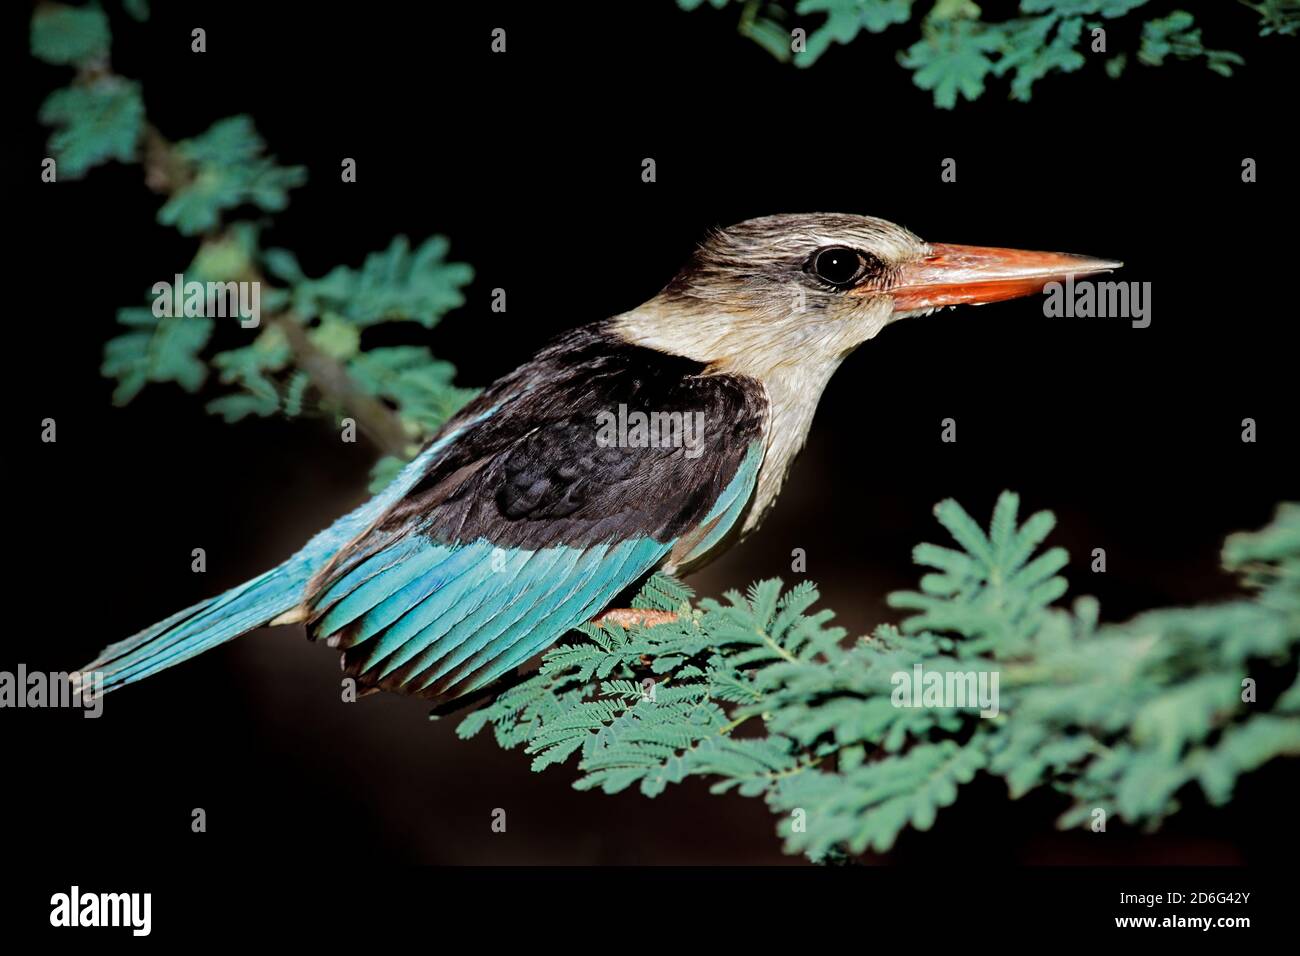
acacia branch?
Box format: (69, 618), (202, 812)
(137, 121), (411, 458)
(270, 311), (411, 457)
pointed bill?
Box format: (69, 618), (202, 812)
(877, 243), (1123, 313)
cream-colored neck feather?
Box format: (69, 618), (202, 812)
(726, 348), (844, 535)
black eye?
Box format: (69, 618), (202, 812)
(810, 246), (866, 287)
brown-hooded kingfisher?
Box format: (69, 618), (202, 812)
(77, 214), (1119, 705)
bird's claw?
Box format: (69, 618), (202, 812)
(591, 608), (678, 629)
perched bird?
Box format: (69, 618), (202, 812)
(78, 213), (1119, 705)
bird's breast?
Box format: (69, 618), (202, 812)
(737, 357), (844, 538)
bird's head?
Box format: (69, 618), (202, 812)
(614, 212), (1121, 379)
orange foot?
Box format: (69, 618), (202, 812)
(591, 608), (678, 629)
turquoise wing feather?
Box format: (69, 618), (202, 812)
(310, 441), (764, 701)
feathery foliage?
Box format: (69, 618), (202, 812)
(33, 3), (477, 473)
(460, 493), (1300, 858)
(155, 117), (307, 236)
(677, 0), (1291, 107)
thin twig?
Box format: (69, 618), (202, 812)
(270, 311), (412, 457)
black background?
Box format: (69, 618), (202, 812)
(12, 0), (1298, 875)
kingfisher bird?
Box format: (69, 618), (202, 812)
(78, 213), (1119, 705)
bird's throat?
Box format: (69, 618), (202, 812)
(740, 353), (844, 536)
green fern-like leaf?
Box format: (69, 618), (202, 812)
(463, 491), (1299, 860)
(772, 739), (987, 855)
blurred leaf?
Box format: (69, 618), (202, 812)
(348, 345), (479, 432)
(262, 247), (305, 284)
(991, 16), (1087, 102)
(31, 3), (111, 66)
(1021, 0), (1147, 15)
(102, 307), (213, 404)
(205, 389), (281, 423)
(39, 79), (144, 178)
(204, 326), (292, 421)
(899, 19), (1000, 109)
(157, 116), (306, 235)
(1140, 11), (1246, 76)
(188, 223), (261, 283)
(367, 455), (408, 493)
(309, 316), (361, 361)
(273, 236), (474, 329)
(792, 0), (913, 65)
(681, 0), (1274, 105)
(1246, 0), (1300, 36)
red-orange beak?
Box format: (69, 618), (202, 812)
(878, 243), (1123, 313)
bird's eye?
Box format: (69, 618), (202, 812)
(810, 246), (866, 288)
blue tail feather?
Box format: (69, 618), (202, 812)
(83, 561), (312, 692)
(76, 419), (484, 694)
